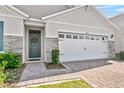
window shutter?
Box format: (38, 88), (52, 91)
(0, 21), (3, 51)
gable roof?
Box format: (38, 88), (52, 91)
(1, 5), (119, 30)
(42, 6), (83, 20)
(14, 5), (72, 19)
(110, 13), (124, 20)
(42, 5), (119, 31)
(5, 5), (29, 18)
(91, 6), (120, 31)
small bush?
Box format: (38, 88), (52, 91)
(0, 52), (21, 69)
(0, 61), (7, 85)
(51, 49), (59, 64)
(116, 53), (119, 59)
(118, 51), (124, 60)
(3, 52), (21, 69)
(0, 51), (21, 86)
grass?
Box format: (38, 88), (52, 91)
(34, 80), (92, 88)
(44, 63), (65, 69)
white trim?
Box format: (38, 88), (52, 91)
(6, 5), (29, 18)
(28, 18), (41, 22)
(106, 36), (109, 59)
(47, 21), (114, 31)
(24, 18), (44, 27)
(58, 29), (108, 36)
(25, 27), (45, 63)
(0, 14), (26, 19)
(29, 58), (41, 60)
(4, 34), (23, 37)
(24, 21), (45, 27)
(42, 6), (84, 21)
(22, 24), (25, 63)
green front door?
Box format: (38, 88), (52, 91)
(29, 30), (41, 59)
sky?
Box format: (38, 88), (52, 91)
(96, 5), (124, 18)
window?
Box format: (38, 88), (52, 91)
(73, 35), (78, 39)
(102, 37), (105, 40)
(79, 35), (84, 39)
(59, 34), (64, 38)
(66, 35), (72, 39)
(96, 36), (100, 40)
(85, 36), (90, 40)
(91, 36), (95, 40)
(0, 21), (3, 51)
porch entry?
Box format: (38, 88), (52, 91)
(29, 30), (41, 59)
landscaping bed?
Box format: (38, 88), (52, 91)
(0, 51), (23, 88)
(34, 80), (92, 88)
(44, 63), (65, 70)
(2, 64), (25, 88)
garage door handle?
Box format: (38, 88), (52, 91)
(84, 48), (86, 51)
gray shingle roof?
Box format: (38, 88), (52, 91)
(14, 5), (72, 19)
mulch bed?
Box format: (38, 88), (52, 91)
(44, 63), (66, 70)
(1, 64), (25, 88)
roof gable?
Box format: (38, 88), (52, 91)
(42, 6), (119, 30)
(14, 5), (70, 19)
(0, 5), (28, 19)
(110, 13), (124, 22)
(110, 13), (124, 28)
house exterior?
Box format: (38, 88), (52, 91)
(110, 14), (124, 54)
(0, 5), (118, 63)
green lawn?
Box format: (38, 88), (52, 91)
(34, 80), (92, 88)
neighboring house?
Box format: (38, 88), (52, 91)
(110, 14), (124, 54)
(0, 5), (118, 63)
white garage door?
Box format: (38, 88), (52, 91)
(58, 32), (108, 62)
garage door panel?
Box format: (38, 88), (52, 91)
(59, 33), (108, 62)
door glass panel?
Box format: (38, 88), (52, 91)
(29, 30), (41, 58)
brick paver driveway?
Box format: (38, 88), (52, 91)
(18, 60), (124, 88)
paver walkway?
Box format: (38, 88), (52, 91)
(18, 60), (124, 88)
(19, 60), (109, 81)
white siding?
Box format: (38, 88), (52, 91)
(46, 22), (114, 41)
(0, 16), (24, 36)
(111, 16), (124, 53)
(46, 6), (113, 29)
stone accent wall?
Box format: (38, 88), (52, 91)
(108, 41), (115, 58)
(3, 35), (23, 55)
(46, 38), (58, 62)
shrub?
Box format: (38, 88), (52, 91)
(116, 53), (119, 59)
(118, 51), (124, 60)
(51, 49), (59, 64)
(0, 52), (21, 69)
(3, 52), (21, 69)
(0, 61), (7, 85)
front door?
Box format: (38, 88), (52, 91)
(29, 30), (41, 59)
